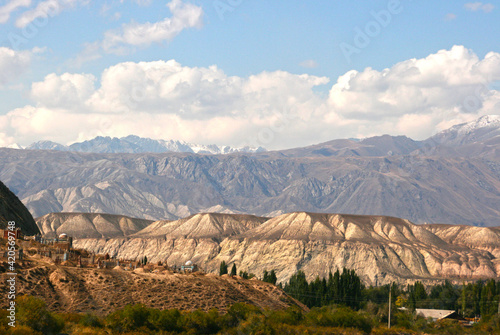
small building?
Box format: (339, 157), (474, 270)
(181, 260), (198, 273)
(416, 309), (465, 322)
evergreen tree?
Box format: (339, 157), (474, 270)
(230, 264), (237, 276)
(263, 270), (278, 285)
(480, 279), (497, 318)
(269, 270), (277, 285)
(219, 261), (228, 275)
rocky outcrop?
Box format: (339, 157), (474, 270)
(71, 212), (500, 286)
(0, 179), (39, 235)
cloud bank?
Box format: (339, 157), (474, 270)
(1, 46), (499, 149)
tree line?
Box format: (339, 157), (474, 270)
(220, 261), (500, 320)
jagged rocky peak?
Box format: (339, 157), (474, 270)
(133, 212), (268, 239)
(25, 135), (266, 155)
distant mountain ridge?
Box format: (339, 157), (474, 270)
(26, 135), (266, 155)
(18, 115), (500, 157)
(1, 114), (500, 226)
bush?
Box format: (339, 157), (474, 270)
(181, 309), (221, 334)
(7, 325), (43, 335)
(266, 306), (304, 326)
(15, 295), (64, 335)
(306, 306), (373, 334)
(80, 313), (104, 328)
(222, 303), (262, 329)
(58, 312), (84, 324)
(148, 308), (181, 332)
(106, 303), (152, 332)
(233, 314), (276, 335)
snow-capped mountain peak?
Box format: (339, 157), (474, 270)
(25, 136), (266, 155)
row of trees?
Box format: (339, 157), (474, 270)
(221, 262), (500, 319)
(281, 269), (500, 320)
(284, 268), (363, 309)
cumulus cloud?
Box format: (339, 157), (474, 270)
(31, 72), (96, 108)
(464, 2), (495, 13)
(15, 0), (87, 28)
(0, 0), (31, 24)
(0, 47), (33, 85)
(328, 46), (500, 124)
(1, 46), (500, 149)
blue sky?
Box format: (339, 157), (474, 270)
(0, 0), (499, 149)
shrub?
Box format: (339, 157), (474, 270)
(80, 313), (104, 328)
(222, 303), (262, 329)
(58, 312), (84, 324)
(234, 314), (276, 335)
(106, 303), (152, 332)
(7, 325), (43, 335)
(306, 306), (372, 334)
(15, 295), (64, 335)
(266, 306), (304, 326)
(181, 309), (221, 334)
(148, 308), (182, 332)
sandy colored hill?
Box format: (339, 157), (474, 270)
(132, 212), (268, 240)
(0, 258), (304, 316)
(36, 212), (154, 238)
(71, 211), (500, 287)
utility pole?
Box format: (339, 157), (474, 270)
(388, 283), (392, 329)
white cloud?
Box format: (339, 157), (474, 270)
(0, 0), (31, 24)
(299, 59), (319, 68)
(100, 0), (202, 55)
(31, 72), (96, 108)
(464, 2), (495, 13)
(0, 47), (33, 85)
(15, 0), (87, 28)
(1, 46), (500, 149)
(328, 45), (500, 124)
(68, 0), (203, 66)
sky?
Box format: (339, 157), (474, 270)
(0, 0), (499, 150)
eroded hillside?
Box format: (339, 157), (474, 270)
(0, 257), (303, 316)
(64, 212), (500, 286)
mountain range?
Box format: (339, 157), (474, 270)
(1, 115), (500, 226)
(25, 135), (266, 155)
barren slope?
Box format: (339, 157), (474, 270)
(133, 213), (268, 240)
(72, 212), (500, 286)
(0, 258), (304, 316)
(36, 212), (154, 238)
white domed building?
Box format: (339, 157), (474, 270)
(181, 260), (198, 273)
